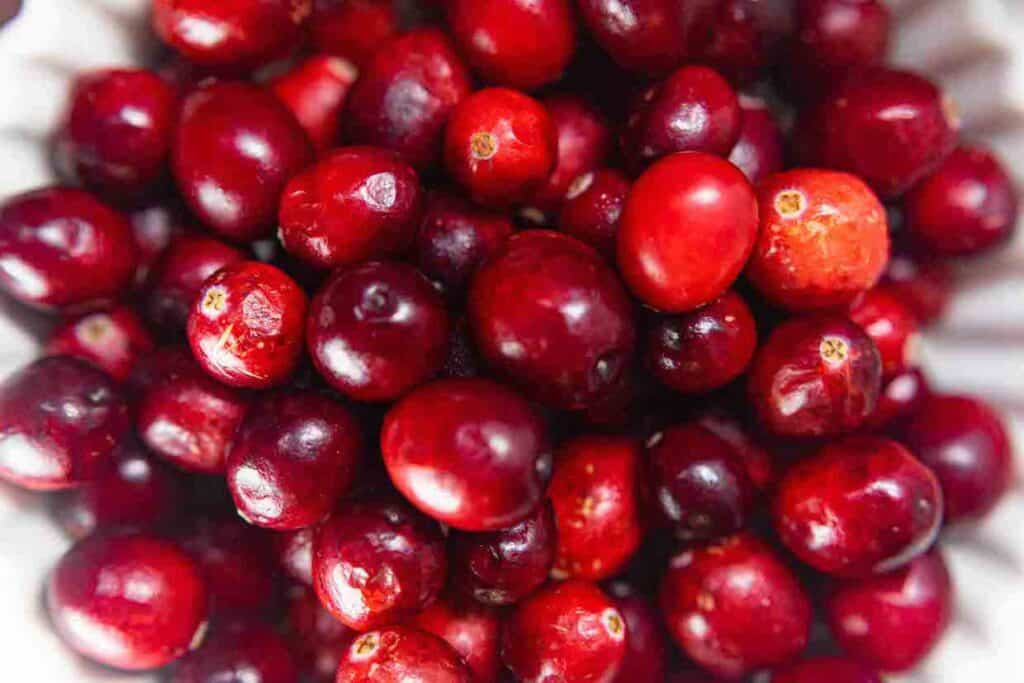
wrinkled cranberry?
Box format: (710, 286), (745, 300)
(311, 0), (399, 68)
(864, 366), (931, 432)
(728, 94), (785, 184)
(576, 0), (708, 73)
(880, 249), (954, 326)
(271, 55), (358, 155)
(409, 592), (502, 683)
(285, 584), (356, 683)
(692, 0), (793, 85)
(558, 168), (630, 259)
(696, 409), (776, 490)
(772, 657), (883, 683)
(275, 527), (316, 586)
(337, 625), (473, 682)
(849, 286), (919, 378)
(605, 583), (668, 683)
(170, 619), (297, 683)
(46, 306), (154, 381)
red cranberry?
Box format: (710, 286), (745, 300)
(409, 593), (502, 683)
(696, 409), (776, 490)
(576, 0), (707, 73)
(344, 29), (472, 170)
(864, 366), (931, 432)
(667, 673), (728, 683)
(444, 88), (557, 207)
(47, 531), (209, 670)
(55, 68), (178, 200)
(502, 580), (627, 682)
(0, 188), (136, 311)
(825, 550), (952, 672)
(749, 315), (882, 437)
(275, 527), (316, 585)
(558, 168), (630, 259)
(449, 502), (556, 606)
(469, 230), (636, 410)
(622, 66), (742, 171)
(728, 94), (785, 184)
(692, 0), (793, 85)
(880, 249), (953, 326)
(772, 657), (883, 683)
(605, 584), (668, 683)
(618, 152), (758, 312)
(311, 0), (399, 68)
(796, 69), (959, 199)
(849, 286), (919, 378)
(336, 625), (473, 682)
(173, 83), (313, 242)
(313, 498), (446, 630)
(774, 436), (943, 577)
(271, 55), (358, 155)
(46, 306), (154, 381)
(285, 585), (356, 683)
(660, 533), (812, 678)
(170, 619), (297, 683)
(127, 201), (191, 290)
(904, 145), (1019, 256)
(902, 394), (1012, 524)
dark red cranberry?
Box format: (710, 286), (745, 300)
(469, 230), (636, 410)
(313, 498), (446, 630)
(576, 0), (708, 73)
(344, 29), (472, 170)
(774, 436), (943, 577)
(825, 550), (952, 672)
(271, 55), (358, 155)
(772, 657), (883, 683)
(449, 502), (556, 606)
(605, 583), (669, 683)
(796, 68), (959, 199)
(728, 94), (785, 184)
(0, 356), (129, 491)
(279, 147), (423, 269)
(904, 145), (1019, 256)
(749, 315), (882, 437)
(382, 378), (549, 531)
(275, 527), (315, 585)
(444, 88), (557, 207)
(0, 188), (136, 311)
(170, 619), (297, 683)
(667, 672), (728, 683)
(619, 153), (758, 312)
(311, 0), (399, 68)
(337, 625), (473, 682)
(863, 366), (931, 432)
(692, 0), (793, 85)
(849, 286), (919, 378)
(660, 533), (811, 678)
(127, 201), (192, 289)
(285, 584), (356, 683)
(880, 249), (953, 326)
(409, 592), (502, 683)
(622, 66), (742, 171)
(440, 318), (482, 378)
(696, 409), (776, 490)
(173, 83), (313, 242)
(55, 68), (178, 200)
(558, 168), (630, 259)
(502, 580), (627, 682)
(47, 531), (209, 670)
(46, 306), (154, 381)
(902, 394), (1012, 524)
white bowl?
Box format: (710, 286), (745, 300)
(0, 1), (1021, 681)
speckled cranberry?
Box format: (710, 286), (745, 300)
(864, 366), (931, 432)
(849, 286), (919, 378)
(337, 625), (473, 682)
(271, 55), (358, 155)
(695, 409), (776, 491)
(409, 592), (502, 683)
(728, 94), (785, 184)
(880, 249), (953, 326)
(46, 306), (154, 381)
(605, 583), (668, 683)
(772, 657), (883, 683)
(285, 584), (356, 683)
(275, 527), (316, 585)
(692, 0), (793, 85)
(311, 0), (399, 68)
(170, 619), (297, 683)
(47, 531), (209, 670)
(558, 168), (630, 259)
(576, 0), (707, 73)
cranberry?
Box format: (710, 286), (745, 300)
(409, 592), (502, 683)
(46, 306), (154, 381)
(880, 249), (953, 326)
(502, 580), (627, 682)
(558, 168), (630, 259)
(47, 531), (208, 670)
(440, 318), (482, 378)
(849, 286), (919, 378)
(667, 673), (727, 683)
(271, 55), (358, 155)
(618, 152), (758, 312)
(128, 201), (191, 289)
(728, 94), (785, 184)
(275, 527), (316, 585)
(772, 657), (882, 683)
(774, 436), (943, 577)
(864, 366), (931, 432)
(576, 0), (707, 73)
(311, 0), (399, 68)
(336, 625), (473, 682)
(622, 66), (742, 171)
(696, 409), (776, 491)
(0, 188), (136, 311)
(285, 584), (356, 683)
(692, 0), (793, 85)
(825, 550), (952, 672)
(344, 29), (472, 170)
(444, 88), (557, 207)
(605, 583), (668, 683)
(173, 83), (313, 242)
(170, 620), (297, 683)
(660, 533), (812, 678)
(449, 502), (556, 606)
(796, 68), (959, 199)
(313, 498), (446, 630)
(469, 230), (636, 410)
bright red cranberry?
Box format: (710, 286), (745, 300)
(825, 550), (952, 672)
(311, 0), (399, 67)
(344, 29), (472, 170)
(660, 533), (811, 678)
(382, 378), (549, 531)
(797, 69), (959, 199)
(849, 286), (919, 378)
(170, 619), (297, 683)
(558, 168), (630, 259)
(409, 593), (502, 683)
(606, 583), (669, 683)
(46, 306), (154, 381)
(864, 366), (931, 432)
(749, 315), (882, 437)
(285, 585), (356, 683)
(692, 0), (793, 85)
(275, 527), (316, 585)
(279, 147), (423, 269)
(902, 394), (1012, 524)
(728, 94), (785, 184)
(0, 188), (136, 311)
(173, 83), (313, 242)
(622, 66), (741, 171)
(469, 230), (636, 410)
(772, 657), (883, 683)
(618, 152), (758, 312)
(880, 249), (953, 326)
(502, 580), (627, 682)
(271, 55), (358, 155)
(47, 531), (208, 670)
(444, 88), (557, 207)
(313, 498), (446, 630)
(55, 68), (177, 200)
(774, 436), (942, 577)
(337, 625), (473, 682)
(449, 502), (556, 606)
(696, 409), (776, 490)
(576, 0), (707, 73)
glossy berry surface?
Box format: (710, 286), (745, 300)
(880, 250), (954, 326)
(772, 657), (883, 683)
(275, 527), (315, 586)
(691, 0), (792, 85)
(864, 366), (931, 431)
(558, 168), (630, 259)
(270, 54), (358, 155)
(336, 625), (473, 682)
(728, 95), (785, 184)
(310, 0), (398, 67)
(170, 620), (297, 683)
(285, 585), (356, 682)
(576, 0), (703, 73)
(849, 286), (919, 378)
(696, 409), (776, 491)
(606, 585), (668, 683)
(46, 306), (154, 381)
(409, 593), (502, 683)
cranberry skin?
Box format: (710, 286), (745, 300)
(313, 498), (446, 631)
(849, 286), (919, 378)
(46, 306), (155, 381)
(337, 626), (473, 682)
(449, 502), (556, 606)
(55, 68), (177, 200)
(275, 527), (316, 585)
(728, 95), (784, 184)
(173, 83), (313, 242)
(576, 0), (708, 73)
(502, 580), (627, 683)
(311, 0), (399, 68)
(618, 152), (758, 312)
(606, 584), (668, 683)
(46, 531), (209, 670)
(409, 594), (502, 683)
(864, 366), (931, 432)
(271, 55), (358, 155)
(171, 620), (297, 683)
(444, 88), (558, 207)
(902, 394), (1012, 524)
(128, 201), (191, 289)
(622, 66), (742, 171)
(696, 409), (776, 490)
(558, 169), (630, 259)
(825, 550), (952, 672)
(797, 69), (959, 199)
(692, 0), (792, 85)
(285, 585), (356, 683)
(880, 250), (953, 326)
(279, 147), (423, 268)
(344, 29), (472, 170)
(774, 436), (943, 577)
(772, 657), (883, 683)
(0, 188), (136, 311)
(470, 230), (636, 410)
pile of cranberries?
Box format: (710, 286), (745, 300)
(0, 1), (1018, 681)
